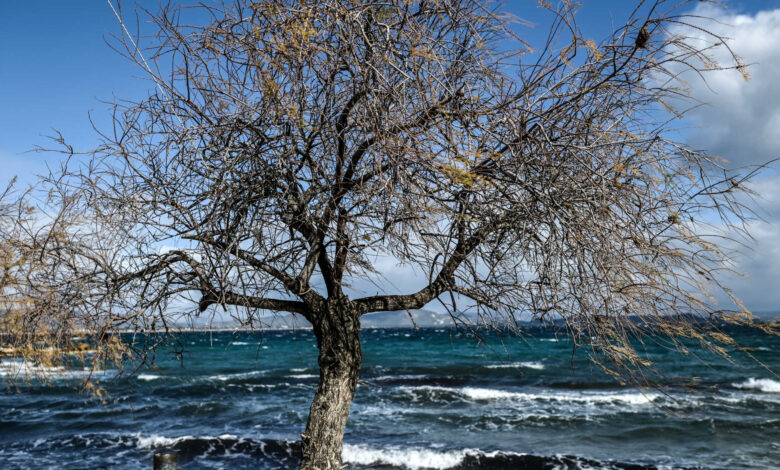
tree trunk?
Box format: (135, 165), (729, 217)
(300, 302), (362, 469)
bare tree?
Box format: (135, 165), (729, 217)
(9, 0), (775, 467)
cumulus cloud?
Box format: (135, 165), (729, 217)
(714, 171), (780, 314)
(666, 5), (780, 314)
(671, 6), (780, 167)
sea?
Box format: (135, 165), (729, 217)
(0, 324), (778, 469)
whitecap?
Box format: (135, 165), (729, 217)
(342, 444), (473, 469)
(135, 433), (240, 450)
(0, 359), (113, 380)
(370, 374), (429, 382)
(465, 387), (657, 405)
(206, 370), (264, 381)
(732, 378), (780, 393)
(342, 444), (527, 470)
(485, 362), (545, 370)
(136, 434), (194, 449)
(288, 374), (317, 379)
(0, 360), (65, 378)
(137, 374), (160, 381)
(460, 387), (521, 400)
(400, 385), (658, 406)
(230, 341), (249, 346)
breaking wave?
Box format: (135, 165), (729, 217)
(732, 378), (780, 393)
(6, 433), (665, 470)
(137, 374), (161, 381)
(0, 359), (113, 380)
(485, 362), (545, 370)
(342, 443), (662, 470)
(400, 385), (659, 406)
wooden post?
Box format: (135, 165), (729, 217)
(153, 452), (178, 470)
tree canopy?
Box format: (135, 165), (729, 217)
(1, 1), (774, 468)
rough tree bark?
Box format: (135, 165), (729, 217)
(301, 301), (362, 469)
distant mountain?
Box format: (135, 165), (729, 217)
(361, 309), (455, 328)
(176, 309), (459, 330)
(751, 310), (780, 320)
(251, 309), (457, 330)
(177, 308), (779, 331)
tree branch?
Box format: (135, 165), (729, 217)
(354, 225), (485, 314)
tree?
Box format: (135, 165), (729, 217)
(13, 0), (772, 468)
(0, 182), (126, 393)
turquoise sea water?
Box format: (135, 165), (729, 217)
(0, 325), (778, 469)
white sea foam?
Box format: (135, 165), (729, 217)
(288, 374), (317, 379)
(0, 359), (112, 380)
(135, 433), (239, 449)
(485, 361), (545, 370)
(401, 385), (658, 406)
(207, 370), (264, 381)
(136, 434), (193, 449)
(371, 374), (429, 382)
(0, 360), (65, 378)
(460, 387), (521, 400)
(732, 378), (780, 393)
(290, 368), (307, 372)
(230, 341), (249, 346)
(343, 444), (473, 469)
(137, 374), (160, 381)
(342, 444), (526, 470)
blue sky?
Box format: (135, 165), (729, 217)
(0, 0), (775, 182)
(2, 0), (780, 315)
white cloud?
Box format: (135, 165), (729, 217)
(714, 171), (780, 314)
(672, 6), (780, 167)
(663, 5), (780, 315)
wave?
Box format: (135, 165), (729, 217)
(370, 374), (431, 382)
(135, 433), (301, 463)
(10, 433), (665, 469)
(732, 378), (780, 393)
(137, 374), (161, 381)
(288, 374), (318, 379)
(0, 360), (67, 378)
(408, 384), (780, 409)
(342, 444), (661, 470)
(343, 444), (478, 469)
(206, 370), (265, 381)
(485, 361), (545, 370)
(400, 385), (659, 406)
(0, 359), (114, 381)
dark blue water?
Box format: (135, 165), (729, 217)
(1, 326), (778, 469)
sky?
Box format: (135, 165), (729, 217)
(1, 0), (780, 316)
